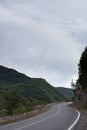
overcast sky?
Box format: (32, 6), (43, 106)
(0, 0), (86, 88)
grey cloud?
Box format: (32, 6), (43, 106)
(0, 0), (86, 87)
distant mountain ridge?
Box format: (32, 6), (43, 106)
(57, 87), (73, 100)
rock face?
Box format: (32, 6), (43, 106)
(74, 81), (87, 106)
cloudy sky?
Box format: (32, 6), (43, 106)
(0, 0), (87, 88)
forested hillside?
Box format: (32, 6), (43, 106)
(0, 65), (67, 117)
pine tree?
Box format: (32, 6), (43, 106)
(78, 47), (87, 90)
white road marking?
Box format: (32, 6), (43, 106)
(67, 110), (80, 130)
(14, 106), (61, 130)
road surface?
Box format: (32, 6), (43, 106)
(0, 103), (80, 130)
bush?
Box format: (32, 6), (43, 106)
(13, 105), (26, 115)
(0, 109), (8, 117)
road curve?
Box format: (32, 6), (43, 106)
(0, 103), (80, 130)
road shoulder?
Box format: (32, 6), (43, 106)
(70, 104), (87, 130)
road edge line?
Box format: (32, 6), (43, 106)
(67, 109), (80, 130)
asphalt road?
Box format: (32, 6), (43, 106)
(0, 103), (80, 130)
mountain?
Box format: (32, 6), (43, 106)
(0, 65), (66, 102)
(56, 87), (74, 100)
(0, 65), (67, 116)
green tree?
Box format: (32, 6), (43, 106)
(5, 91), (20, 115)
(78, 47), (87, 90)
